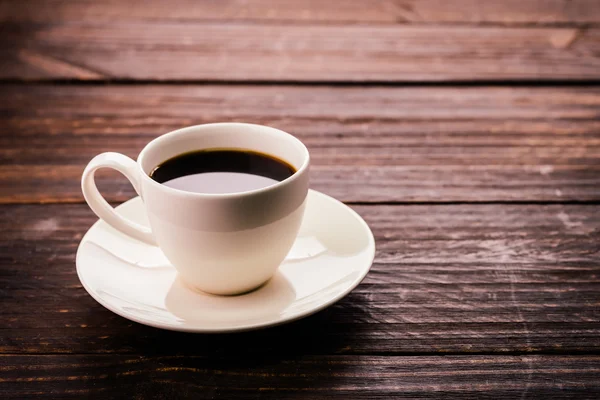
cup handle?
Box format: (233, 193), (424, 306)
(82, 152), (156, 245)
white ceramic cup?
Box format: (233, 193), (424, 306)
(82, 123), (310, 295)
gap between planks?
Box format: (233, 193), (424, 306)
(2, 79), (600, 87)
(2, 349), (600, 357)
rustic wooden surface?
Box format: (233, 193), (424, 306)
(3, 0), (600, 24)
(2, 355), (600, 399)
(1, 0), (599, 399)
(2, 23), (599, 81)
(1, 1), (600, 81)
(2, 85), (599, 203)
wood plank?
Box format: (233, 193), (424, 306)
(1, 203), (598, 355)
(1, 84), (599, 203)
(0, 354), (599, 399)
(2, 0), (599, 25)
(1, 22), (599, 81)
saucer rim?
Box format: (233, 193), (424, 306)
(76, 189), (375, 333)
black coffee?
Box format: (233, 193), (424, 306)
(149, 149), (296, 194)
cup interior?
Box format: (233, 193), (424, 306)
(138, 123), (308, 179)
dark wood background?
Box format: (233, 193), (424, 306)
(1, 0), (599, 398)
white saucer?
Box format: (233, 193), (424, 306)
(76, 189), (375, 333)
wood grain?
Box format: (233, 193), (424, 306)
(1, 84), (599, 203)
(2, 1), (599, 396)
(1, 203), (598, 356)
(1, 355), (599, 399)
(2, 0), (599, 25)
(1, 21), (599, 81)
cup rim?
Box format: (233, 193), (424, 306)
(137, 122), (310, 199)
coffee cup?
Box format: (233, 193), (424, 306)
(82, 123), (310, 295)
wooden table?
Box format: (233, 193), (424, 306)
(1, 1), (600, 398)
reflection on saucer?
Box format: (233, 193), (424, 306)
(81, 241), (172, 270)
(286, 191), (371, 262)
(165, 272), (296, 325)
(285, 235), (328, 262)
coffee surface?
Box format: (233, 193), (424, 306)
(150, 149), (296, 194)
